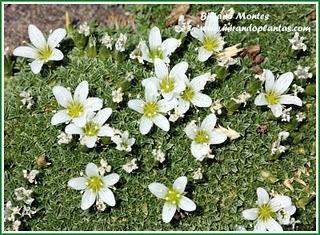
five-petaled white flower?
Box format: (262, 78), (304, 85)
(242, 187), (294, 231)
(143, 58), (187, 100)
(176, 73), (212, 114)
(140, 26), (180, 64)
(254, 70), (302, 117)
(13, 24), (66, 74)
(51, 81), (103, 127)
(68, 163), (120, 210)
(184, 114), (227, 161)
(148, 176), (196, 223)
(65, 108), (114, 148)
(128, 82), (177, 135)
(191, 12), (225, 62)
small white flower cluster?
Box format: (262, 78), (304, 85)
(168, 108), (184, 122)
(220, 7), (235, 21)
(152, 147), (166, 163)
(122, 158), (139, 173)
(296, 112), (306, 122)
(271, 131), (290, 155)
(98, 159), (112, 175)
(280, 107), (292, 122)
(112, 87), (124, 103)
(292, 84), (305, 96)
(22, 170), (39, 184)
(288, 32), (307, 51)
(100, 32), (113, 49)
(125, 72), (135, 82)
(57, 130), (73, 145)
(174, 15), (192, 34)
(78, 21), (90, 36)
(111, 130), (135, 152)
(115, 33), (128, 52)
(129, 39), (145, 64)
(210, 99), (223, 115)
(19, 91), (34, 109)
(231, 91), (251, 107)
(192, 168), (203, 180)
(294, 65), (312, 80)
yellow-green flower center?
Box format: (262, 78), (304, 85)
(194, 129), (210, 144)
(258, 203), (276, 221)
(83, 121), (100, 136)
(143, 102), (159, 118)
(149, 47), (164, 60)
(181, 86), (195, 101)
(38, 45), (53, 61)
(67, 101), (84, 118)
(265, 90), (280, 105)
(86, 176), (104, 192)
(203, 36), (219, 52)
(160, 77), (175, 93)
(165, 188), (181, 205)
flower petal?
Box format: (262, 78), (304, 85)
(47, 28), (66, 48)
(270, 196), (292, 212)
(190, 27), (204, 42)
(270, 104), (283, 118)
(190, 74), (210, 91)
(242, 208), (258, 220)
(149, 26), (162, 49)
(154, 58), (168, 79)
(198, 47), (213, 62)
(85, 163), (99, 177)
(209, 130), (227, 144)
(82, 136), (98, 148)
(103, 173), (120, 186)
(73, 81), (88, 103)
(92, 108), (112, 126)
(265, 218), (283, 231)
(257, 187), (269, 205)
(68, 177), (86, 190)
(274, 72), (294, 94)
(170, 61), (188, 80)
(49, 48), (64, 61)
(72, 114), (87, 127)
(279, 95), (302, 106)
(161, 38), (180, 56)
(264, 69), (275, 92)
(51, 110), (70, 125)
(99, 188), (116, 207)
(254, 93), (268, 106)
(145, 82), (159, 102)
(173, 176), (187, 193)
(84, 97), (103, 112)
(81, 190), (96, 210)
(179, 196), (196, 212)
(201, 113), (217, 131)
(139, 116), (153, 135)
(98, 125), (113, 137)
(191, 142), (210, 160)
(254, 220), (267, 231)
(158, 99), (178, 113)
(30, 59), (44, 74)
(65, 123), (83, 135)
(204, 12), (220, 36)
(162, 202), (176, 223)
(28, 24), (46, 49)
(13, 46), (38, 59)
(153, 114), (170, 132)
(191, 92), (212, 107)
(128, 99), (145, 113)
(52, 85), (73, 108)
(184, 122), (198, 139)
(148, 183), (168, 199)
(177, 99), (190, 114)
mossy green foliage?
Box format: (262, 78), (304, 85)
(4, 4), (316, 231)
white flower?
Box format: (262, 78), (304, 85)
(96, 199), (107, 212)
(271, 131), (289, 155)
(111, 130), (135, 152)
(13, 24), (66, 74)
(210, 99), (223, 115)
(100, 33), (113, 49)
(254, 70), (302, 117)
(192, 168), (203, 180)
(144, 58), (187, 100)
(289, 32), (307, 51)
(294, 65), (312, 79)
(277, 206), (296, 225)
(115, 33), (127, 52)
(139, 26), (180, 64)
(215, 125), (240, 140)
(112, 87), (124, 103)
(129, 39), (145, 64)
(65, 108), (114, 148)
(217, 55), (238, 67)
(174, 15), (192, 34)
(128, 82), (177, 135)
(191, 12), (225, 62)
(242, 187), (293, 231)
(98, 159), (112, 175)
(148, 176), (196, 223)
(152, 148), (166, 163)
(78, 21), (90, 36)
(184, 114), (227, 161)
(278, 131), (290, 141)
(68, 163), (120, 210)
(280, 107), (292, 122)
(292, 84), (305, 96)
(22, 170), (39, 184)
(57, 130), (73, 145)
(220, 7), (235, 21)
(14, 187), (34, 205)
(51, 81), (103, 127)
(296, 112), (306, 122)
(176, 73), (212, 114)
(19, 91), (34, 109)
(122, 158), (139, 173)
(21, 205), (37, 218)
(12, 220), (21, 231)
(231, 92), (251, 107)
(125, 72), (134, 81)
(4, 201), (21, 222)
